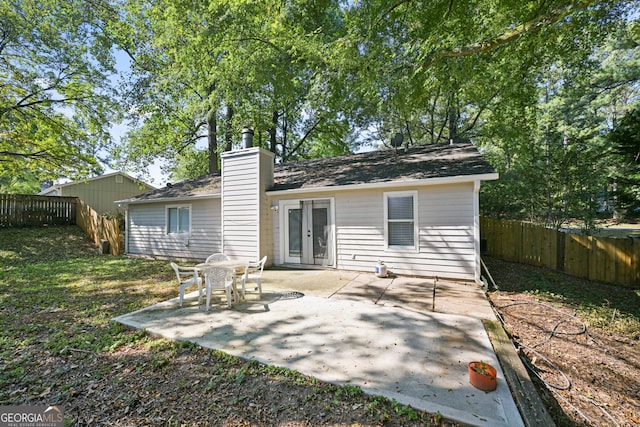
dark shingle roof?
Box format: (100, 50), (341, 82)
(119, 143), (495, 203)
(118, 172), (221, 203)
(271, 143), (495, 191)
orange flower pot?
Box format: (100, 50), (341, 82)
(468, 361), (497, 392)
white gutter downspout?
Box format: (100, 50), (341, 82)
(473, 180), (481, 284)
(124, 207), (129, 254)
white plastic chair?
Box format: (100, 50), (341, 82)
(241, 256), (267, 298)
(205, 267), (235, 310)
(206, 253), (230, 263)
(170, 262), (203, 307)
(204, 253), (236, 309)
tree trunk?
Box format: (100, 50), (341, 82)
(428, 89), (440, 144)
(405, 120), (414, 146)
(269, 110), (279, 155)
(562, 109), (569, 218)
(207, 110), (218, 173)
(448, 91), (457, 143)
(282, 110), (288, 160)
(612, 180), (620, 220)
(225, 106), (234, 152)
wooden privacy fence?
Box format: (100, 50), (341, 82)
(480, 217), (640, 288)
(76, 199), (122, 255)
(0, 194), (76, 226)
(0, 194), (121, 255)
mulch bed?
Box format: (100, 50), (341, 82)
(485, 258), (640, 427)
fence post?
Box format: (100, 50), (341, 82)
(556, 231), (565, 272)
(633, 237), (640, 286)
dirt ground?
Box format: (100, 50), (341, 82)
(484, 257), (640, 427)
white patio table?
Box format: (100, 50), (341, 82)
(194, 260), (249, 307)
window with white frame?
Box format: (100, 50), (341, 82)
(166, 205), (191, 234)
(384, 191), (417, 249)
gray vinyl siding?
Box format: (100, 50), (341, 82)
(124, 146), (482, 280)
(334, 183), (476, 280)
(221, 150), (261, 260)
(126, 198), (221, 261)
(269, 191), (284, 266)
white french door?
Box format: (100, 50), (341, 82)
(283, 199), (332, 265)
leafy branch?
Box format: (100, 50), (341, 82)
(421, 0), (599, 66)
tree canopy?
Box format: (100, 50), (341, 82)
(608, 106), (640, 216)
(114, 1), (635, 164)
(480, 20), (640, 226)
(1, 0), (119, 183)
(1, 0), (638, 224)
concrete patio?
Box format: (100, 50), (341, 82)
(114, 268), (524, 427)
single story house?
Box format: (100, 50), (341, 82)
(40, 172), (156, 216)
(116, 143), (498, 282)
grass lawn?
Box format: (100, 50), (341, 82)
(0, 226), (452, 426)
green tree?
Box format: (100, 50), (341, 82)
(0, 170), (43, 194)
(112, 0), (638, 192)
(114, 0), (353, 177)
(338, 0), (628, 149)
(480, 20), (640, 227)
(0, 0), (117, 181)
(169, 147), (209, 183)
(608, 106), (640, 217)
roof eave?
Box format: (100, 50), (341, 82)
(44, 172), (155, 192)
(267, 172), (499, 196)
(116, 193), (220, 206)
(38, 186), (60, 195)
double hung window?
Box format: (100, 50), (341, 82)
(167, 205), (190, 234)
(384, 192), (417, 249)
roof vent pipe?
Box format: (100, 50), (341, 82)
(242, 127), (254, 149)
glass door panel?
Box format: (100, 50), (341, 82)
(284, 200), (331, 265)
(311, 205), (329, 262)
(287, 207), (302, 258)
